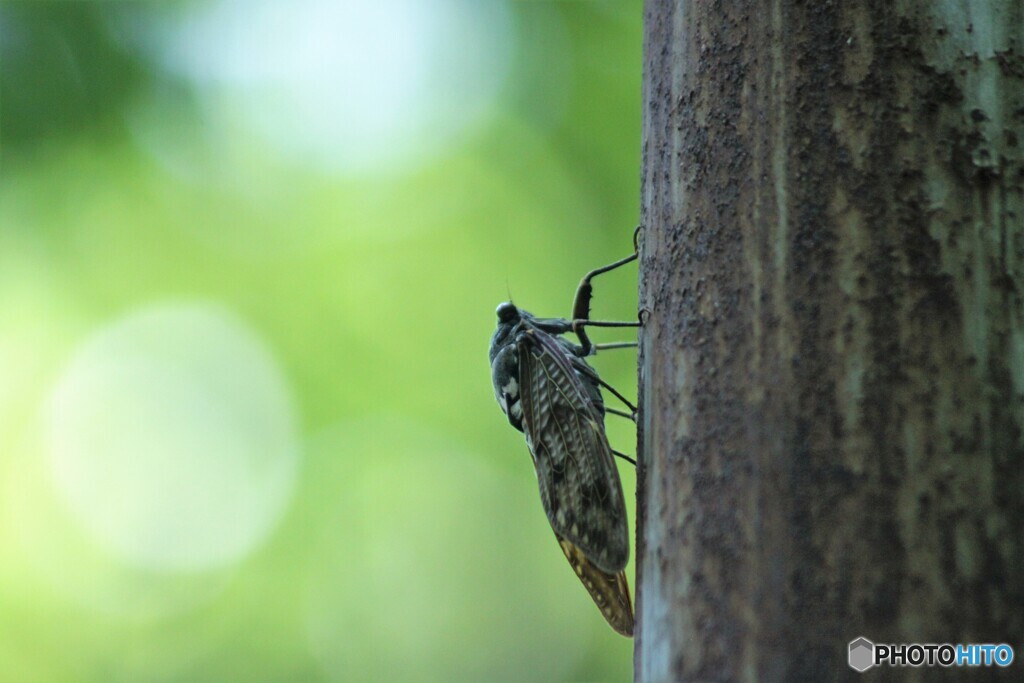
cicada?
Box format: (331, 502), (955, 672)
(489, 237), (640, 636)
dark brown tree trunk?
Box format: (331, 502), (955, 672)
(635, 1), (1024, 680)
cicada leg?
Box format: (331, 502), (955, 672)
(571, 226), (643, 356)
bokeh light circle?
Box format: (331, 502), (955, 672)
(44, 303), (299, 572)
(137, 0), (514, 176)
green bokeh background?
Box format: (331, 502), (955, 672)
(0, 3), (642, 681)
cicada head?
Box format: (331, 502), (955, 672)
(488, 302), (517, 362)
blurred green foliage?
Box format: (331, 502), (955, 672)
(0, 2), (642, 681)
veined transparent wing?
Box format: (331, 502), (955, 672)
(516, 327), (629, 574)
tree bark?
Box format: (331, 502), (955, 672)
(635, 1), (1024, 680)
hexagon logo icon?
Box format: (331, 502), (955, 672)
(848, 637), (875, 672)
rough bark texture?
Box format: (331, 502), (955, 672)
(635, 1), (1024, 680)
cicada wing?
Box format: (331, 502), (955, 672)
(557, 534), (634, 637)
(517, 328), (629, 573)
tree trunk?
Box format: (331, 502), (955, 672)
(635, 1), (1024, 680)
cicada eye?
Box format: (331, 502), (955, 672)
(496, 302), (519, 323)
